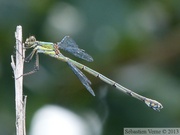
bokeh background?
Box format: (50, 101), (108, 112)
(1, 0), (180, 135)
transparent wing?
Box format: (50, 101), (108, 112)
(58, 36), (93, 62)
(67, 61), (95, 96)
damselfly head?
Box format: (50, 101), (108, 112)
(25, 36), (36, 47)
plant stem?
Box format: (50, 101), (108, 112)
(11, 25), (26, 135)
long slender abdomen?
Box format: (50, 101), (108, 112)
(66, 58), (163, 111)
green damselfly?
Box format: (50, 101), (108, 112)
(24, 36), (163, 111)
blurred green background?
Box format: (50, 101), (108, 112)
(1, 0), (180, 135)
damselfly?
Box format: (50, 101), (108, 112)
(23, 36), (163, 111)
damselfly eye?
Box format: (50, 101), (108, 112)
(25, 36), (36, 47)
(26, 36), (36, 43)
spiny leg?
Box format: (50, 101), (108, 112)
(25, 47), (37, 62)
(23, 51), (40, 76)
(17, 50), (40, 79)
(13, 39), (27, 60)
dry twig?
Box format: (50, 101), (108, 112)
(11, 25), (27, 135)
